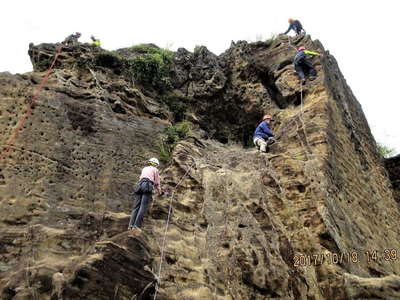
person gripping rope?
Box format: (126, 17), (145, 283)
(128, 158), (162, 229)
(253, 114), (275, 153)
(294, 46), (320, 85)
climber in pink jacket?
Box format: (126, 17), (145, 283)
(128, 158), (162, 229)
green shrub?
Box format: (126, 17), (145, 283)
(130, 44), (171, 56)
(88, 45), (173, 90)
(175, 121), (191, 138)
(159, 140), (173, 163)
(377, 142), (396, 158)
(127, 45), (173, 90)
(159, 95), (187, 122)
(159, 121), (192, 163)
(94, 52), (124, 69)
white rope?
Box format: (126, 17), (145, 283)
(153, 160), (196, 300)
(298, 82), (313, 157)
(300, 83), (303, 114)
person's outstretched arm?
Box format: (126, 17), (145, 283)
(154, 169), (162, 195)
(283, 24), (292, 35)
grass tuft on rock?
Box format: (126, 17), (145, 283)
(377, 142), (396, 158)
(159, 121), (192, 163)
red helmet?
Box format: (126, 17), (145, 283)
(297, 46), (306, 51)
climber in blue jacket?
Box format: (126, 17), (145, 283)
(253, 114), (275, 153)
(283, 18), (305, 35)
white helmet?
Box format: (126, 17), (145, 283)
(148, 157), (159, 166)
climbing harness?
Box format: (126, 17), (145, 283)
(153, 160), (196, 300)
(0, 45), (63, 162)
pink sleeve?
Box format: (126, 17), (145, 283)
(154, 168), (161, 194)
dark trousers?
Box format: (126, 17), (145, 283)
(128, 192), (152, 228)
(295, 58), (316, 80)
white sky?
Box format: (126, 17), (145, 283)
(2, 0), (399, 155)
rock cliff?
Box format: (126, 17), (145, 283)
(385, 154), (400, 204)
(1, 35), (400, 299)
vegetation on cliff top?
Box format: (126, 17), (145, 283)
(127, 44), (173, 89)
(81, 44), (173, 91)
(377, 142), (396, 158)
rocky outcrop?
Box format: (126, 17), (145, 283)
(385, 154), (400, 203)
(1, 35), (399, 299)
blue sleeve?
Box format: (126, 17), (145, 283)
(254, 123), (266, 139)
(261, 123), (274, 137)
(283, 24), (292, 34)
(254, 122), (274, 139)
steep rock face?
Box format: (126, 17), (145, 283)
(1, 35), (399, 299)
(385, 154), (400, 203)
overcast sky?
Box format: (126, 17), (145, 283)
(2, 0), (399, 155)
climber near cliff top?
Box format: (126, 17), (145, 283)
(294, 46), (320, 85)
(128, 158), (162, 230)
(253, 115), (275, 153)
(282, 18), (305, 35)
(90, 35), (101, 47)
(63, 32), (81, 46)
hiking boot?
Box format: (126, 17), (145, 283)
(260, 145), (267, 153)
(309, 76), (316, 81)
(132, 226), (142, 232)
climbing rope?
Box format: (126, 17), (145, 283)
(0, 45), (63, 162)
(300, 83), (303, 114)
(274, 77), (309, 141)
(298, 81), (313, 155)
(153, 160), (196, 300)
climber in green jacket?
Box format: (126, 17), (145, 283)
(91, 35), (101, 47)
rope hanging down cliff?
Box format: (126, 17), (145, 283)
(153, 160), (196, 300)
(274, 84), (305, 141)
(0, 45), (63, 162)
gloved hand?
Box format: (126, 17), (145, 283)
(268, 137), (276, 145)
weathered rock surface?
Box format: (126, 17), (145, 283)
(1, 35), (399, 299)
(385, 154), (400, 203)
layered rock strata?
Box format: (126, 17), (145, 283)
(0, 35), (399, 299)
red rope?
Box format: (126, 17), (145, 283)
(0, 45), (63, 162)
